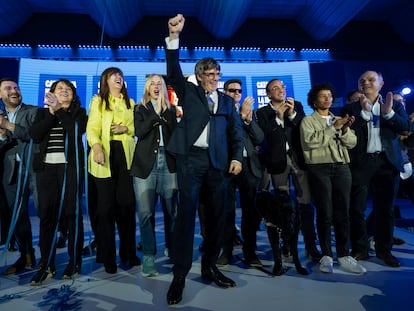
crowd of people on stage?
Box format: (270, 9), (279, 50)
(1, 13), (413, 305)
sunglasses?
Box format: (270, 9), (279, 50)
(227, 88), (242, 94)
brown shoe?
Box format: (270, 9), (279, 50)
(216, 253), (231, 266)
(377, 252), (401, 267)
(352, 252), (369, 261)
(3, 252), (34, 275)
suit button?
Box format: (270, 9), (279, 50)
(156, 139), (160, 143)
(154, 149), (158, 154)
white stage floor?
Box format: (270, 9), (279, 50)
(1, 198), (413, 311)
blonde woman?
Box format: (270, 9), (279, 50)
(131, 74), (178, 276)
(86, 67), (140, 274)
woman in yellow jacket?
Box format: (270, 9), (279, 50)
(87, 67), (140, 274)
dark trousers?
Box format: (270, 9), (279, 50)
(93, 141), (136, 267)
(0, 183), (10, 244)
(350, 153), (398, 255)
(222, 157), (260, 257)
(308, 163), (351, 258)
(172, 147), (226, 277)
(37, 163), (84, 268)
(3, 165), (33, 255)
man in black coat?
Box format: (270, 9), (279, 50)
(165, 14), (243, 305)
(342, 70), (411, 267)
(256, 78), (321, 261)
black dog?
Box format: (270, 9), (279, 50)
(256, 190), (308, 276)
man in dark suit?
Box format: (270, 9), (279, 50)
(216, 79), (264, 267)
(256, 78), (321, 261)
(0, 77), (39, 275)
(165, 14), (243, 305)
(342, 70), (411, 267)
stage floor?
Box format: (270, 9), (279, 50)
(1, 198), (413, 311)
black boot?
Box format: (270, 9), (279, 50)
(281, 197), (308, 275)
(267, 226), (284, 276)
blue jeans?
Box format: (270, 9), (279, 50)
(133, 148), (178, 256)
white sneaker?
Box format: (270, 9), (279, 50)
(368, 236), (376, 256)
(368, 236), (375, 250)
(319, 255), (333, 273)
(338, 256), (367, 274)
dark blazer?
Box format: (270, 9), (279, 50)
(341, 99), (411, 171)
(165, 48), (243, 170)
(0, 103), (39, 184)
(256, 101), (305, 174)
(241, 118), (264, 179)
(130, 102), (177, 179)
(30, 106), (87, 172)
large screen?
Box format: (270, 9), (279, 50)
(18, 58), (312, 114)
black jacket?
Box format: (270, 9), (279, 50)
(130, 102), (177, 179)
(256, 101), (306, 174)
(30, 107), (87, 172)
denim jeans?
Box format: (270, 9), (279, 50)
(133, 148), (178, 255)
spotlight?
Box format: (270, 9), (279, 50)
(401, 87), (411, 95)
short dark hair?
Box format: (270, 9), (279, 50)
(0, 77), (17, 86)
(194, 57), (220, 76)
(265, 78), (282, 93)
(346, 89), (360, 102)
(223, 79), (242, 90)
(307, 83), (336, 110)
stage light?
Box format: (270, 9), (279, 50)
(401, 87), (411, 95)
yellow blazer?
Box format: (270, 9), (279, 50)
(87, 94), (135, 178)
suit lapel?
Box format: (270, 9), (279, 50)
(196, 87), (210, 112)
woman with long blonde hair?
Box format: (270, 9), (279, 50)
(131, 74), (178, 277)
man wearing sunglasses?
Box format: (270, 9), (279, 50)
(216, 79), (264, 267)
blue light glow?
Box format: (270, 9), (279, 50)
(401, 87), (412, 95)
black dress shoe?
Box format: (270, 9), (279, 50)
(393, 236), (405, 245)
(306, 245), (322, 262)
(129, 256), (141, 266)
(377, 252), (401, 267)
(167, 276), (185, 305)
(198, 241), (206, 253)
(201, 265), (236, 288)
(8, 243), (18, 252)
(104, 263), (118, 274)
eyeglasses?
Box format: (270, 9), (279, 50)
(227, 88), (242, 94)
(203, 72), (222, 79)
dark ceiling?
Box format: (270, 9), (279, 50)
(1, 0), (414, 61)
